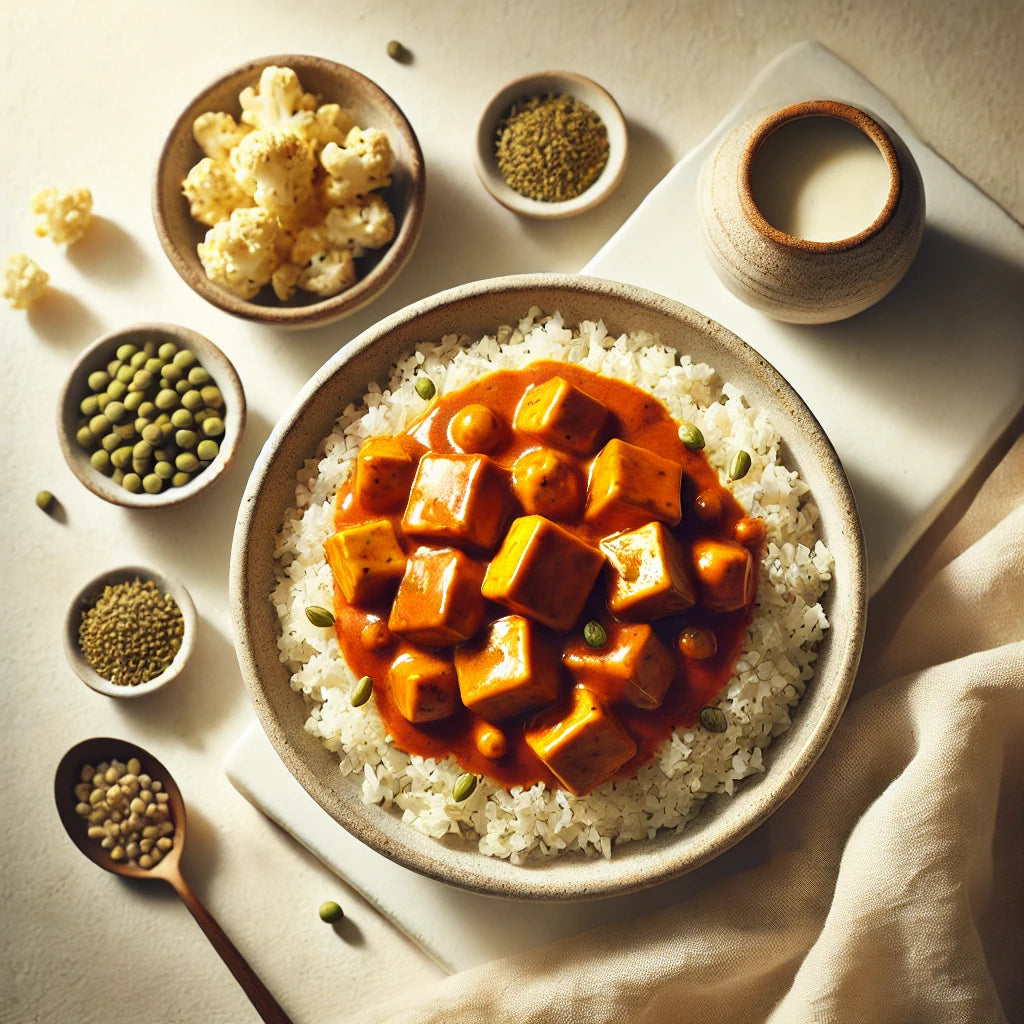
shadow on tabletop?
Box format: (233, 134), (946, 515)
(28, 288), (103, 350)
(772, 223), (1024, 447)
(67, 216), (149, 284)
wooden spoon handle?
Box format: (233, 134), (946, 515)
(167, 868), (292, 1024)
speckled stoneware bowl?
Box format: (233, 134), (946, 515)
(58, 323), (245, 509)
(64, 565), (198, 698)
(475, 72), (628, 219)
(153, 54), (426, 329)
(699, 99), (925, 323)
(230, 273), (866, 901)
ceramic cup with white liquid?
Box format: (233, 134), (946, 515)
(698, 99), (925, 324)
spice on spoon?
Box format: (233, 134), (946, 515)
(78, 577), (185, 686)
(494, 94), (609, 202)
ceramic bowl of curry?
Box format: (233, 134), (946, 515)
(230, 273), (866, 900)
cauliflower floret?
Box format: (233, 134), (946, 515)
(320, 127), (394, 203)
(192, 111), (252, 161)
(300, 103), (356, 149)
(231, 128), (317, 222)
(270, 261), (303, 301)
(31, 187), (93, 245)
(3, 253), (50, 309)
(322, 195), (395, 254)
(287, 223), (358, 297)
(197, 207), (281, 299)
(182, 158), (252, 227)
(239, 66), (318, 131)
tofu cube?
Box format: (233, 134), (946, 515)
(454, 615), (562, 722)
(402, 453), (509, 553)
(481, 515), (605, 632)
(514, 376), (608, 455)
(389, 649), (458, 723)
(584, 438), (683, 532)
(354, 435), (425, 513)
(324, 519), (406, 607)
(601, 521), (697, 620)
(388, 547), (486, 646)
(563, 622), (674, 710)
(525, 686), (636, 795)
(692, 538), (756, 612)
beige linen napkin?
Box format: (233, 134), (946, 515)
(357, 437), (1024, 1024)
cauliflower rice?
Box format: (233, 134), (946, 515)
(272, 310), (833, 863)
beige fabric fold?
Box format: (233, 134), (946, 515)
(357, 437), (1024, 1024)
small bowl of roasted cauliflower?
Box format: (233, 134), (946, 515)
(153, 54), (426, 329)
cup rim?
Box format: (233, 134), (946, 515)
(738, 99), (902, 253)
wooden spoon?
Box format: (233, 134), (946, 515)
(55, 737), (292, 1024)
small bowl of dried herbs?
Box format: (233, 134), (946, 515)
(474, 71), (628, 219)
(64, 566), (198, 698)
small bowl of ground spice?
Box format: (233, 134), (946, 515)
(475, 71), (628, 219)
(64, 566), (198, 698)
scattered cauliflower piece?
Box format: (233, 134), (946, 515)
(197, 207), (280, 300)
(231, 128), (317, 221)
(3, 253), (50, 309)
(320, 127), (394, 203)
(183, 65), (397, 302)
(31, 187), (93, 245)
(239, 66), (318, 131)
(183, 158), (253, 227)
(193, 111), (252, 161)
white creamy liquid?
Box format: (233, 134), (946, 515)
(749, 115), (891, 242)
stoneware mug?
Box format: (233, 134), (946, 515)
(698, 99), (925, 324)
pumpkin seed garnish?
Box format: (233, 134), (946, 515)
(679, 422), (705, 451)
(728, 449), (751, 481)
(452, 772), (478, 802)
(583, 620), (607, 649)
(350, 675), (373, 708)
(414, 376), (436, 401)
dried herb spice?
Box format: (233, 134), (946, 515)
(78, 578), (184, 686)
(495, 94), (609, 202)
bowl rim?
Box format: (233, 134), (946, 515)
(57, 321), (246, 509)
(64, 564), (198, 698)
(474, 71), (628, 219)
(151, 52), (426, 328)
(230, 272), (867, 900)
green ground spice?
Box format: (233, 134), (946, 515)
(78, 578), (184, 686)
(495, 94), (610, 202)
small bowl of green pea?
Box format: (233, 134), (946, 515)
(58, 322), (246, 508)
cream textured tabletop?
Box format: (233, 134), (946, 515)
(1, 3), (1021, 1023)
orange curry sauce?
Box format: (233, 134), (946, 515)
(330, 360), (764, 794)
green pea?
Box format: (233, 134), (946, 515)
(106, 379), (128, 400)
(201, 416), (224, 437)
(154, 387), (179, 411)
(318, 901), (344, 924)
(142, 339), (157, 357)
(133, 440), (153, 460)
(88, 414), (109, 438)
(414, 377), (435, 400)
(175, 429), (197, 449)
(172, 349), (197, 370)
(134, 416), (149, 435)
(132, 459), (151, 476)
(196, 439), (219, 462)
(80, 395), (100, 417)
(116, 365), (134, 383)
(161, 363), (183, 384)
(35, 490), (55, 512)
(171, 471), (191, 487)
(101, 433), (121, 453)
(137, 401), (156, 419)
(181, 389), (203, 412)
(187, 366), (211, 386)
(175, 378), (191, 395)
(157, 342), (177, 361)
(104, 401), (127, 424)
(106, 358), (122, 377)
(90, 449), (111, 472)
(95, 393), (110, 411)
(131, 369), (154, 392)
(194, 408), (209, 424)
(452, 772), (478, 802)
(175, 452), (199, 473)
(145, 357), (164, 375)
(113, 422), (137, 440)
(170, 408), (193, 429)
(112, 468), (125, 485)
(123, 391), (144, 412)
(142, 473), (163, 494)
(115, 343), (137, 361)
(87, 370), (110, 391)
(122, 472), (142, 493)
(141, 423), (163, 445)
(154, 460), (174, 480)
(76, 425), (95, 447)
(111, 446), (133, 470)
(199, 385), (223, 409)
(129, 350), (149, 369)
(153, 447), (171, 463)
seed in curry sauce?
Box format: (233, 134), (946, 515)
(448, 403), (504, 454)
(676, 625), (718, 660)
